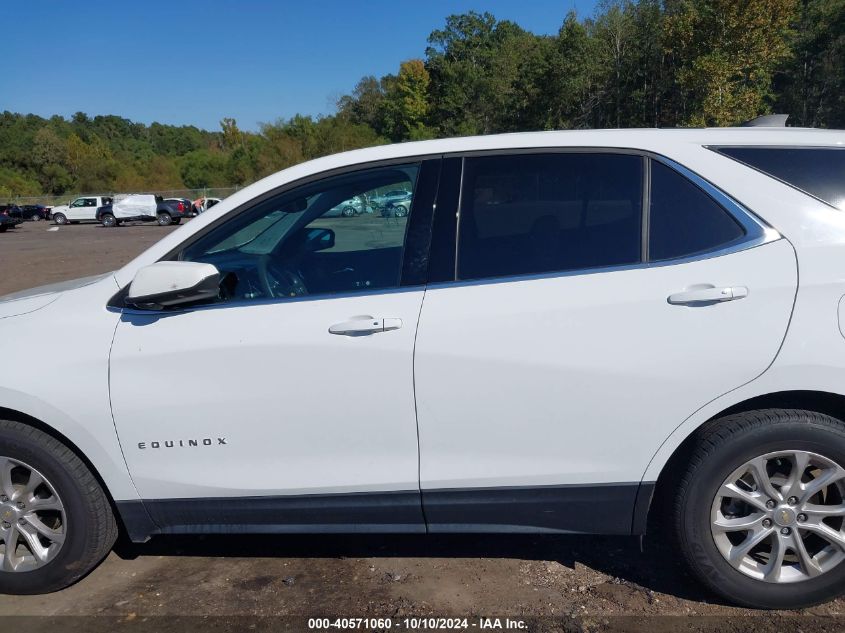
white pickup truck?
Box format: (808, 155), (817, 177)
(51, 195), (113, 225)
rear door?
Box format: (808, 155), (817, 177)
(413, 151), (797, 534)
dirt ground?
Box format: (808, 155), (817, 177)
(1, 220), (844, 632)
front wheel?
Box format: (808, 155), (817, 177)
(52, 213), (67, 226)
(0, 420), (117, 594)
(675, 409), (845, 609)
(156, 212), (172, 226)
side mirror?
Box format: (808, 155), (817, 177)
(126, 261), (220, 310)
(304, 227), (335, 252)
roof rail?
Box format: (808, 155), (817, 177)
(739, 114), (789, 127)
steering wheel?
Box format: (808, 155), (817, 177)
(257, 255), (308, 299)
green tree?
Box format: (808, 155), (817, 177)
(0, 167), (41, 199)
(381, 60), (433, 140)
(179, 150), (228, 189)
(664, 0), (799, 126)
(426, 12), (536, 135)
(776, 0), (845, 127)
(541, 13), (602, 129)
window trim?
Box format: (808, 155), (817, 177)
(434, 147), (778, 287)
(708, 145), (845, 212)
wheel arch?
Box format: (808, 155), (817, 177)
(643, 390), (845, 531)
(0, 405), (149, 542)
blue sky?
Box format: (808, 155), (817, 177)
(2, 1), (599, 131)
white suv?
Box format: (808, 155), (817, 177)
(2, 128), (845, 607)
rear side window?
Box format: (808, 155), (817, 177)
(649, 161), (745, 261)
(714, 147), (845, 210)
(457, 153), (643, 280)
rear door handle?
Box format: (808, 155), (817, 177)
(668, 286), (748, 305)
(329, 316), (403, 336)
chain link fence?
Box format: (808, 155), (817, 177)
(8, 187), (241, 207)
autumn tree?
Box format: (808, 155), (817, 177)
(663, 0), (799, 126)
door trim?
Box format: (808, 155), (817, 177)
(117, 490), (426, 542)
(115, 482), (655, 542)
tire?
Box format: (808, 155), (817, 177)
(341, 206), (355, 218)
(156, 212), (172, 226)
(30, 214), (41, 222)
(53, 213), (67, 226)
(395, 204), (408, 218)
(100, 213), (116, 228)
(675, 408), (845, 609)
(0, 419), (117, 594)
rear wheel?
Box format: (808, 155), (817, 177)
(156, 212), (172, 226)
(100, 213), (116, 228)
(341, 206), (355, 218)
(675, 409), (845, 609)
(0, 420), (116, 594)
(53, 213), (67, 226)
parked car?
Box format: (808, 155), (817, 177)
(5, 127), (845, 608)
(0, 207), (22, 232)
(51, 196), (113, 225)
(164, 198), (193, 218)
(375, 189), (412, 217)
(18, 204), (50, 221)
(325, 195), (365, 217)
(98, 195), (192, 227)
(0, 205), (22, 228)
(191, 197), (223, 215)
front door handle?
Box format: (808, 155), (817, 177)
(329, 315), (403, 336)
(668, 286), (748, 305)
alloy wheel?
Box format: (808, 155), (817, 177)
(711, 450), (845, 583)
(0, 457), (66, 573)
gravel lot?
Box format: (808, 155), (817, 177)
(1, 220), (844, 631)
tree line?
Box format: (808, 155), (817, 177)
(1, 0), (843, 199)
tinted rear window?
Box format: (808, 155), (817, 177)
(457, 153), (643, 280)
(649, 162), (745, 261)
(714, 147), (845, 210)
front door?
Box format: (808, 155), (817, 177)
(413, 152), (798, 533)
(66, 197), (94, 220)
(109, 160), (439, 533)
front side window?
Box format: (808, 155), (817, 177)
(70, 198), (84, 208)
(713, 146), (845, 210)
(649, 161), (745, 261)
(457, 153), (643, 281)
(179, 164), (419, 303)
